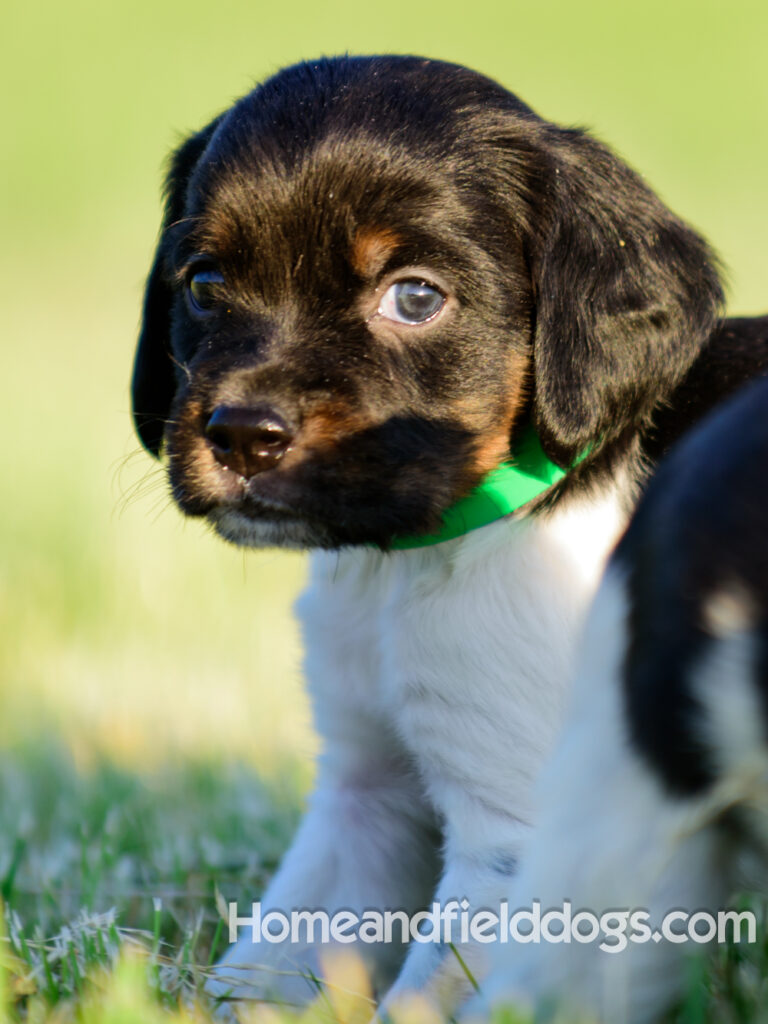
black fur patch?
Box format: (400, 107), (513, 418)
(619, 376), (768, 795)
(643, 315), (768, 463)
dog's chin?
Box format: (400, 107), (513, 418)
(207, 507), (338, 550)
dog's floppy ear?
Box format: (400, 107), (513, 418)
(526, 127), (724, 468)
(132, 120), (220, 456)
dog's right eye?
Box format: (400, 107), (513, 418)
(186, 267), (225, 315)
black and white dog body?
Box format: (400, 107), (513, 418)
(130, 54), (768, 1012)
(479, 373), (768, 1024)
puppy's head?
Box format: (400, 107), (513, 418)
(133, 55), (723, 549)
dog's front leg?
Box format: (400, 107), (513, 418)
(208, 551), (441, 1012)
(378, 823), (529, 1019)
(208, 751), (440, 1011)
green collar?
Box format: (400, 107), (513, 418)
(389, 426), (568, 550)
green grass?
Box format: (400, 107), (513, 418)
(1, 0), (767, 1019)
(0, 744), (302, 1019)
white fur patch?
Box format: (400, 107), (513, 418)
(702, 582), (758, 638)
(209, 487), (629, 1007)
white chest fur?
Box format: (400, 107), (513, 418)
(299, 486), (628, 849)
(212, 485), (630, 1007)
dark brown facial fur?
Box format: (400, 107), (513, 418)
(133, 55), (729, 550)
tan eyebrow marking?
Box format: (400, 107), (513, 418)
(350, 227), (401, 278)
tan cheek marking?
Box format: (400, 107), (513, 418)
(350, 227), (401, 278)
(472, 432), (517, 478)
(461, 353), (532, 478)
(172, 398), (228, 500)
(295, 404), (374, 454)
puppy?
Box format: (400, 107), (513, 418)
(478, 373), (768, 1024)
(131, 54), (768, 1012)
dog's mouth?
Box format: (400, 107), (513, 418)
(207, 502), (335, 550)
(173, 453), (467, 550)
(177, 466), (337, 547)
(182, 460), (337, 547)
(199, 468), (414, 550)
(225, 485), (305, 521)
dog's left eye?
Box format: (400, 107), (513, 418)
(378, 280), (445, 325)
(187, 267), (225, 314)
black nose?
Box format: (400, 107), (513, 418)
(204, 404), (294, 478)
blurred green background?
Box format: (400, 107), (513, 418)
(1, 0), (766, 772)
